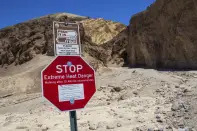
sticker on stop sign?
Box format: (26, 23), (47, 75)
(41, 56), (96, 111)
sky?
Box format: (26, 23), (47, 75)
(0, 0), (155, 29)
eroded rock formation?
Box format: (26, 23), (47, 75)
(0, 13), (127, 68)
(127, 0), (197, 69)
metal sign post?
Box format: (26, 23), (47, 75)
(53, 22), (82, 131)
(45, 21), (95, 131)
(69, 111), (78, 131)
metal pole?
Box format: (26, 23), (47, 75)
(69, 111), (78, 131)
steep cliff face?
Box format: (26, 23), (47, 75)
(0, 13), (127, 68)
(127, 0), (197, 69)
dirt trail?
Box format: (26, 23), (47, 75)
(0, 66), (197, 131)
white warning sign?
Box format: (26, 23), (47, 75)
(56, 44), (80, 55)
(58, 84), (84, 102)
(53, 22), (81, 56)
(56, 30), (77, 44)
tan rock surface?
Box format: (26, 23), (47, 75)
(82, 18), (125, 45)
(127, 0), (197, 69)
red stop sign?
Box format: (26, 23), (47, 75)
(41, 56), (96, 111)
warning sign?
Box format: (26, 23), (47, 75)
(56, 44), (80, 55)
(41, 56), (96, 111)
(58, 84), (84, 102)
(53, 22), (81, 56)
(56, 30), (77, 44)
